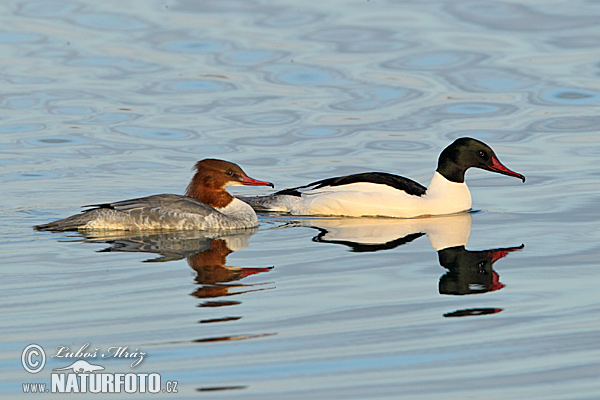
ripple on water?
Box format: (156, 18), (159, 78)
(445, 1), (600, 31)
(365, 140), (433, 152)
(24, 48), (76, 60)
(568, 143), (600, 157)
(0, 31), (44, 43)
(176, 141), (241, 156)
(216, 96), (280, 107)
(16, 1), (80, 18)
(259, 63), (351, 86)
(291, 126), (347, 138)
(2, 95), (44, 110)
(156, 39), (232, 54)
(172, 0), (262, 13)
(144, 79), (236, 95)
(18, 2), (149, 31)
(96, 161), (173, 172)
(2, 169), (83, 182)
(531, 87), (600, 106)
(27, 136), (86, 146)
(163, 105), (216, 114)
(370, 115), (437, 132)
(74, 145), (137, 158)
(112, 126), (200, 141)
(303, 26), (411, 53)
(548, 35), (600, 49)
(331, 85), (422, 111)
(443, 67), (539, 92)
(217, 49), (290, 67)
(528, 116), (600, 133)
(79, 111), (143, 125)
(382, 50), (487, 71)
(368, 102), (521, 133)
(222, 110), (302, 126)
(72, 12), (150, 31)
(0, 124), (47, 134)
(2, 75), (55, 85)
(2, 2), (598, 399)
(163, 96), (279, 115)
(443, 130), (530, 144)
(48, 106), (97, 116)
(234, 133), (305, 147)
(421, 102), (519, 118)
(66, 57), (164, 75)
(257, 9), (325, 27)
(0, 90), (98, 110)
(297, 147), (355, 158)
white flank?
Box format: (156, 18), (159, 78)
(275, 171), (471, 218)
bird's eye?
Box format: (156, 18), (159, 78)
(477, 150), (486, 158)
(477, 261), (486, 273)
(226, 170), (233, 176)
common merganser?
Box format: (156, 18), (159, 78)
(35, 159), (274, 231)
(241, 138), (525, 218)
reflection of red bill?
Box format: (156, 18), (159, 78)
(486, 244), (524, 291)
(443, 308), (503, 318)
(487, 244), (525, 264)
(241, 266), (273, 278)
(194, 332), (277, 343)
(490, 271), (505, 292)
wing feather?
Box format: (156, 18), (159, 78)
(277, 172), (426, 197)
(88, 194), (216, 216)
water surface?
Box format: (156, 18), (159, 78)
(2, 0), (600, 399)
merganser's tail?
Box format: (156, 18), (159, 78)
(35, 209), (106, 231)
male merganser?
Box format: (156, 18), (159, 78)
(241, 137), (525, 218)
(35, 159), (274, 231)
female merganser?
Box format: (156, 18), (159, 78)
(35, 159), (274, 231)
(241, 137), (525, 218)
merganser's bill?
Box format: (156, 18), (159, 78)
(241, 137), (525, 218)
(35, 159), (274, 231)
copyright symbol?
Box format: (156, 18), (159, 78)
(22, 344), (46, 374)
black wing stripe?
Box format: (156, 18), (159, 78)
(276, 172), (426, 197)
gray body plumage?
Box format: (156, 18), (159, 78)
(35, 194), (258, 231)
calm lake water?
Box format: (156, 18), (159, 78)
(2, 0), (600, 399)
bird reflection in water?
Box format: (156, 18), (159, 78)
(185, 236), (272, 303)
(285, 212), (523, 317)
(438, 243), (524, 296)
(83, 229), (274, 338)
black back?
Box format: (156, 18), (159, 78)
(276, 172), (427, 197)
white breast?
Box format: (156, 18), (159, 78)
(420, 172), (472, 217)
(211, 198), (259, 228)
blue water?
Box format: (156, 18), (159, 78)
(2, 0), (600, 399)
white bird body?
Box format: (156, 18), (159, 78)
(276, 172), (471, 218)
(241, 138), (523, 218)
